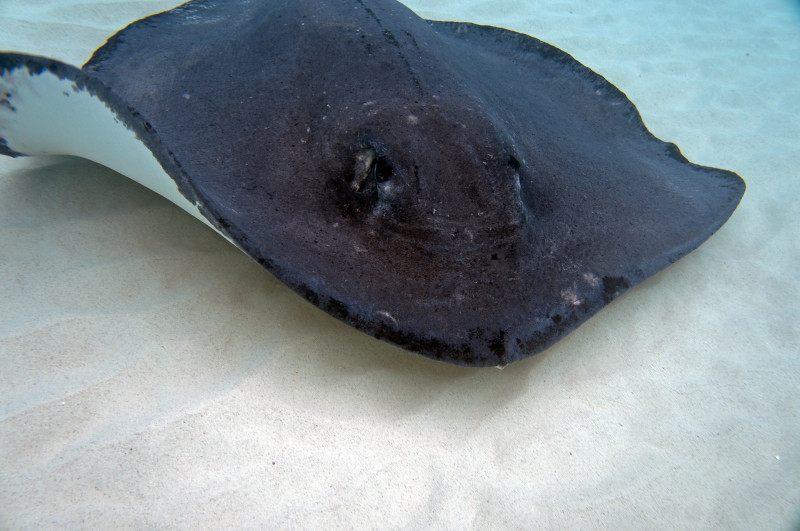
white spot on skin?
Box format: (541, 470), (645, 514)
(561, 288), (583, 308)
(375, 310), (398, 329)
(583, 272), (601, 288)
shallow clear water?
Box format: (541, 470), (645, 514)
(0, 0), (798, 527)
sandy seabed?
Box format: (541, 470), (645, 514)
(1, 0), (798, 528)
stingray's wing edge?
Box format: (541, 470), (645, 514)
(426, 20), (746, 196)
(0, 52), (231, 238)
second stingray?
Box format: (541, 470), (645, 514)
(0, 0), (745, 366)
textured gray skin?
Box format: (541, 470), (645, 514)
(0, 0), (744, 366)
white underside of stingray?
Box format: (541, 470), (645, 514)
(0, 65), (229, 241)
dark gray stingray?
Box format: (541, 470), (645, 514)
(0, 0), (744, 367)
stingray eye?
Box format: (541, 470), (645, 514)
(344, 145), (402, 213)
(351, 147), (377, 193)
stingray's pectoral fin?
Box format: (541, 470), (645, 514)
(0, 52), (217, 231)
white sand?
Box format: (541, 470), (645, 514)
(1, 0), (798, 527)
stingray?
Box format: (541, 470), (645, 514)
(0, 0), (744, 367)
